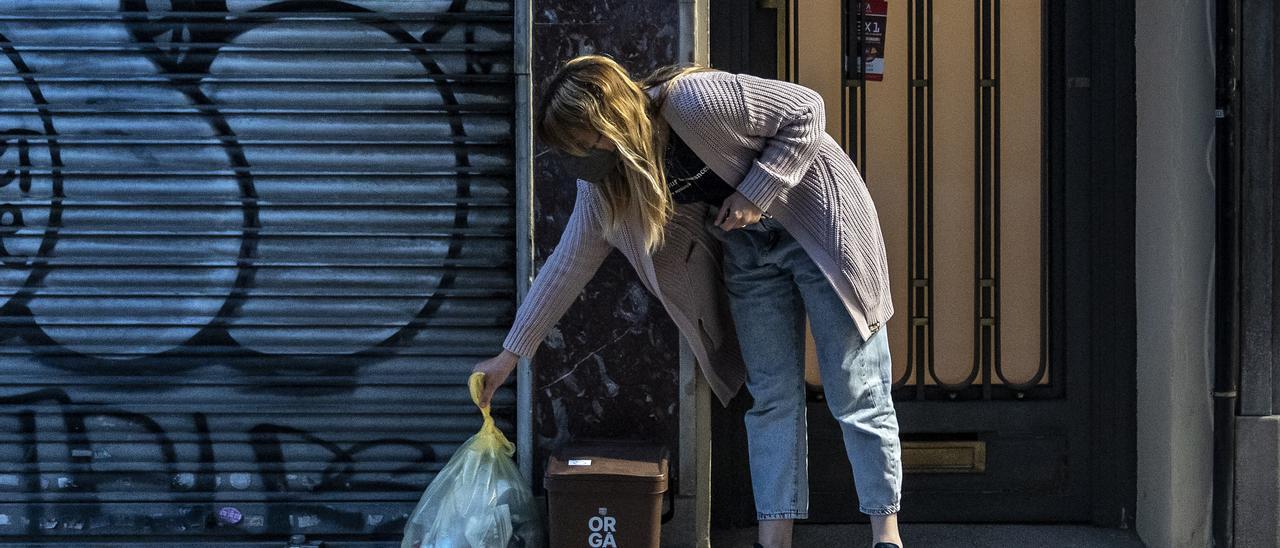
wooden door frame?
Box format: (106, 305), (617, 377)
(707, 0), (1135, 527)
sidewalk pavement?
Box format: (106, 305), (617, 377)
(710, 523), (1146, 547)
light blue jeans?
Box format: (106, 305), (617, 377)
(706, 206), (902, 519)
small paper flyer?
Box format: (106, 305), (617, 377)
(851, 0), (888, 81)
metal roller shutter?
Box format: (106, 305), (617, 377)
(0, 0), (516, 544)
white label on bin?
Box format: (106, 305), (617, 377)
(588, 508), (618, 547)
(568, 459), (592, 466)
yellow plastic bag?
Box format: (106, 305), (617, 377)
(400, 372), (543, 548)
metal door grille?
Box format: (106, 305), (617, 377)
(843, 0), (1052, 401)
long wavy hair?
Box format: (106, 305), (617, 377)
(538, 55), (715, 253)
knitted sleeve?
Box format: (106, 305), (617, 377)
(731, 73), (827, 212)
(501, 180), (614, 358)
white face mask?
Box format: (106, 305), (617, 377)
(554, 148), (619, 183)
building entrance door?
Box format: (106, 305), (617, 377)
(710, 0), (1135, 524)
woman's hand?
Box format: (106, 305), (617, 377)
(715, 192), (765, 231)
(472, 350), (521, 408)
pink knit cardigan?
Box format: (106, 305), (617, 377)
(503, 70), (894, 405)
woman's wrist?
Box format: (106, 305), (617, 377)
(498, 349), (522, 364)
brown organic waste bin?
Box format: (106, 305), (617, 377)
(545, 441), (669, 548)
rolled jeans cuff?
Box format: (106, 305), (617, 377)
(756, 511), (808, 521)
(860, 503), (901, 516)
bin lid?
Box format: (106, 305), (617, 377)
(545, 441), (668, 488)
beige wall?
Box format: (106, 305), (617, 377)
(1135, 0), (1216, 546)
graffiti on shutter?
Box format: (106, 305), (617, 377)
(0, 0), (514, 541)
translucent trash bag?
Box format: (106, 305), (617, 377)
(401, 372), (544, 548)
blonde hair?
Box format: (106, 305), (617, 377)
(538, 55), (715, 253)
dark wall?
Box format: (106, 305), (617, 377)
(1239, 0), (1280, 416)
(529, 0), (682, 489)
